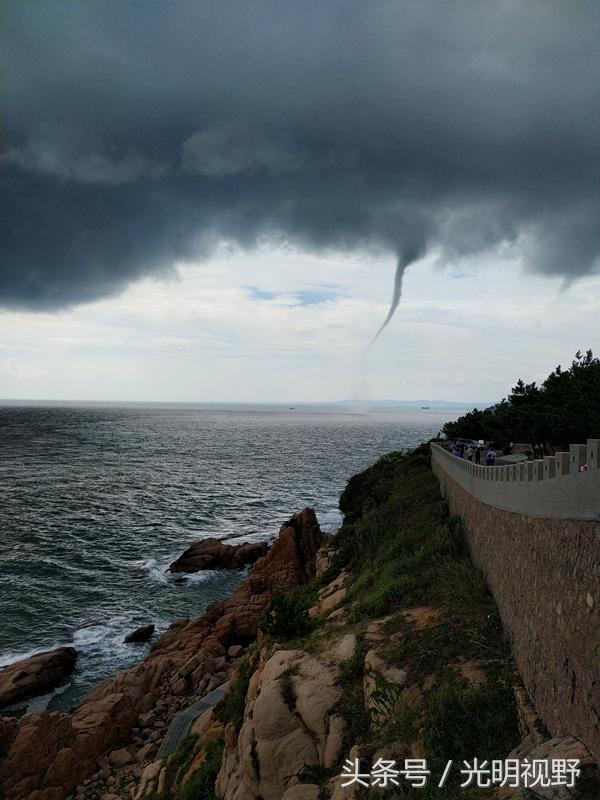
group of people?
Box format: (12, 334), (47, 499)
(446, 440), (497, 466)
(447, 440), (590, 472)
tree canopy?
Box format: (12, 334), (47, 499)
(442, 350), (600, 455)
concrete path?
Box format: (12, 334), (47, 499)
(156, 683), (228, 759)
(495, 454), (528, 465)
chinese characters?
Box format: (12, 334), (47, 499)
(340, 757), (581, 790)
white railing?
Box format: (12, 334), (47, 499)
(431, 440), (600, 520)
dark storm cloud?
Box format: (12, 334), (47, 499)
(1, 0), (599, 309)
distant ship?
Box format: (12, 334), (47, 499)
(421, 405), (430, 409)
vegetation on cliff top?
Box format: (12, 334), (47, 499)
(442, 349), (600, 455)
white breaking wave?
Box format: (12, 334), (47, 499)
(0, 646), (56, 669)
(141, 553), (232, 584)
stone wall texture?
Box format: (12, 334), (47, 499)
(432, 454), (600, 762)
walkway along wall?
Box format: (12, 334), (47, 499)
(430, 442), (600, 761)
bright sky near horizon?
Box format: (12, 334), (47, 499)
(2, 243), (598, 403)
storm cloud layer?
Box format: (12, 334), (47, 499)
(2, 0), (599, 310)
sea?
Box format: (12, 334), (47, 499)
(0, 403), (455, 713)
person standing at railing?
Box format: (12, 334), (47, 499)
(486, 448), (496, 466)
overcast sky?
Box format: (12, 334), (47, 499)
(1, 1), (599, 402)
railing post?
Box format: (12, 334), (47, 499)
(570, 444), (588, 474)
(555, 452), (570, 476)
(543, 456), (556, 479)
(587, 439), (600, 469)
(532, 460), (544, 481)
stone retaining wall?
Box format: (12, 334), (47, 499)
(431, 445), (600, 761)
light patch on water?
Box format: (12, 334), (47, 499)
(72, 615), (149, 655)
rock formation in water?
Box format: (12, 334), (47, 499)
(168, 538), (268, 573)
(0, 647), (77, 707)
(124, 625), (155, 644)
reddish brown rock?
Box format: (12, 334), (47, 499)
(169, 538), (268, 573)
(0, 668), (149, 800)
(0, 647), (77, 707)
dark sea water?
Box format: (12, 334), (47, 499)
(0, 403), (450, 712)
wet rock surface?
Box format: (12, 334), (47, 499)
(124, 625), (155, 644)
(169, 538), (268, 573)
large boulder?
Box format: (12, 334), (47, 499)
(169, 538), (268, 573)
(216, 644), (347, 800)
(0, 647), (77, 707)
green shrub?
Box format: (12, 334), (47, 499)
(175, 737), (224, 800)
(423, 681), (519, 788)
(259, 592), (312, 640)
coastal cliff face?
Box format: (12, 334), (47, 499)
(1, 447), (597, 800)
